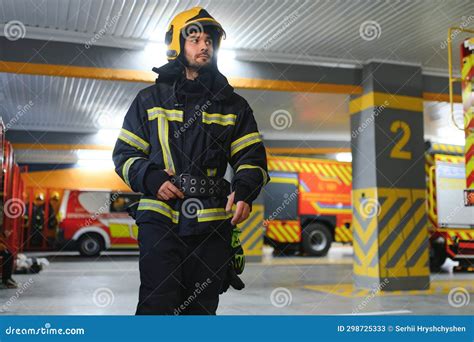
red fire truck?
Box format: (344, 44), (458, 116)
(264, 156), (352, 256)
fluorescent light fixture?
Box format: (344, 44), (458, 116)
(97, 128), (120, 146)
(335, 152), (352, 162)
(144, 42), (168, 66)
(218, 49), (236, 72)
(76, 149), (114, 169)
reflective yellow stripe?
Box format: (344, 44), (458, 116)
(236, 164), (269, 185)
(207, 168), (217, 177)
(196, 208), (233, 222)
(122, 157), (146, 187)
(202, 112), (237, 126)
(118, 128), (150, 154)
(146, 107), (180, 172)
(230, 132), (262, 157)
(137, 199), (179, 224)
(147, 107), (183, 122)
(157, 114), (175, 172)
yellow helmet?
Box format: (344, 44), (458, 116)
(50, 191), (60, 202)
(165, 7), (226, 61)
(34, 193), (45, 205)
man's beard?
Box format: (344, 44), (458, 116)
(185, 55), (214, 72)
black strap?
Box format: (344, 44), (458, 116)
(170, 173), (230, 198)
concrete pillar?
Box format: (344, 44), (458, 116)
(350, 62), (430, 291)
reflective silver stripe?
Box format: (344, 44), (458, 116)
(202, 112), (237, 126)
(147, 107), (183, 122)
(157, 115), (175, 171)
(118, 128), (150, 154)
(236, 164), (269, 185)
(137, 199), (179, 224)
(146, 107), (178, 172)
(122, 157), (146, 187)
(196, 208), (232, 222)
(230, 132), (262, 157)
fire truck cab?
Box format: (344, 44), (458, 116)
(264, 156), (352, 256)
(57, 190), (140, 256)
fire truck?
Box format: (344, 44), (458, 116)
(426, 147), (474, 271)
(264, 156), (352, 256)
(264, 146), (473, 267)
(57, 190), (140, 256)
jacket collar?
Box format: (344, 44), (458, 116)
(152, 60), (234, 102)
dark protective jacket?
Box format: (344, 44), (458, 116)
(112, 61), (270, 236)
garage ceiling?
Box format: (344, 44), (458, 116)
(0, 0), (470, 146)
(0, 0), (472, 73)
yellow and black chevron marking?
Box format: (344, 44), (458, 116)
(237, 204), (264, 256)
(335, 225), (352, 242)
(266, 220), (301, 243)
(352, 188), (430, 279)
(304, 279), (474, 298)
(268, 157), (352, 186)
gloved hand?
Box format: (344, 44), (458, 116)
(219, 227), (246, 294)
(219, 263), (245, 294)
(231, 227), (245, 275)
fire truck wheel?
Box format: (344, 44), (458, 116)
(302, 223), (332, 256)
(78, 233), (104, 257)
(429, 242), (447, 271)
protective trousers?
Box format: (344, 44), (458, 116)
(135, 219), (232, 315)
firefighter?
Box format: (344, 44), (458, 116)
(112, 7), (269, 315)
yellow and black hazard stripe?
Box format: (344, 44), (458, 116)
(352, 187), (430, 279)
(237, 204), (264, 256)
(335, 225), (352, 243)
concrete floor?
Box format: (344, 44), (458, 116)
(1, 245), (473, 315)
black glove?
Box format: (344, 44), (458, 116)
(126, 201), (139, 220)
(219, 263), (245, 294)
